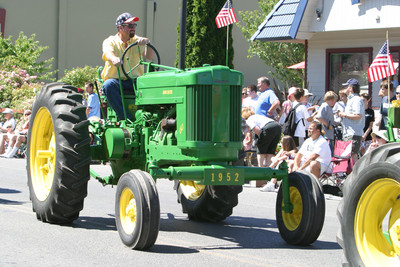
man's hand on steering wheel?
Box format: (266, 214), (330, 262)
(135, 37), (151, 46)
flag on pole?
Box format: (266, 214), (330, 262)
(368, 41), (396, 83)
(215, 0), (237, 28)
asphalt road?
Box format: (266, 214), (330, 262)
(0, 158), (343, 267)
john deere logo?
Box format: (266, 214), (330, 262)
(179, 123), (184, 134)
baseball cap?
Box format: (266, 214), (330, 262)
(288, 87), (296, 97)
(2, 108), (13, 114)
(116, 13), (139, 26)
(371, 130), (388, 142)
(304, 89), (313, 96)
(342, 78), (359, 86)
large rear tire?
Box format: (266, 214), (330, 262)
(276, 171), (325, 245)
(176, 181), (242, 222)
(337, 143), (400, 266)
(27, 83), (91, 223)
(115, 170), (160, 250)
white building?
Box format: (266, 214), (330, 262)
(251, 0), (400, 108)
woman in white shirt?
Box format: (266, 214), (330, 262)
(242, 107), (281, 168)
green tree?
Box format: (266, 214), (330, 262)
(0, 32), (55, 81)
(58, 65), (101, 89)
(237, 0), (305, 88)
(176, 0), (235, 68)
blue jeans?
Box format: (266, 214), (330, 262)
(102, 79), (135, 120)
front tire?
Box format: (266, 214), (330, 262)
(27, 83), (91, 223)
(276, 171), (325, 245)
(337, 143), (400, 266)
(115, 170), (160, 250)
(176, 181), (242, 222)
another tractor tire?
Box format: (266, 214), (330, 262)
(115, 170), (160, 250)
(337, 143), (400, 266)
(176, 181), (243, 222)
(27, 83), (91, 224)
(276, 171), (325, 245)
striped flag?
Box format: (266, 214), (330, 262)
(368, 41), (396, 82)
(215, 0), (237, 28)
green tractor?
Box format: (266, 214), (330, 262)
(338, 106), (400, 265)
(26, 42), (325, 250)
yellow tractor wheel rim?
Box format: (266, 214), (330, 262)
(355, 178), (400, 265)
(179, 181), (205, 201)
(282, 187), (303, 231)
(30, 107), (56, 201)
(119, 188), (137, 234)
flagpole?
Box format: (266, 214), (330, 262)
(387, 31), (391, 107)
(226, 24), (229, 66)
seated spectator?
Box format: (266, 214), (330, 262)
(0, 108), (17, 154)
(260, 135), (298, 192)
(293, 121), (331, 178)
(269, 135), (298, 170)
(365, 130), (388, 154)
(1, 110), (31, 158)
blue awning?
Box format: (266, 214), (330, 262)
(251, 0), (309, 42)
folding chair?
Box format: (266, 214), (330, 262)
(320, 140), (353, 196)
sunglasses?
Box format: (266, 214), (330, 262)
(122, 23), (137, 28)
(396, 92), (400, 95)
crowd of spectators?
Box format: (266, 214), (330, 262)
(242, 76), (398, 193)
(0, 108), (31, 158)
(0, 80), (102, 159)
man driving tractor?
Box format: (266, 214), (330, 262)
(101, 12), (154, 120)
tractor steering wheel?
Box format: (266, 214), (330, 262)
(121, 42), (160, 80)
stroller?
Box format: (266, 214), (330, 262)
(320, 139), (353, 196)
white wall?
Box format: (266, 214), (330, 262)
(0, 0), (269, 87)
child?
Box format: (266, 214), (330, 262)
(260, 135), (297, 192)
(365, 130), (388, 154)
(270, 135), (298, 170)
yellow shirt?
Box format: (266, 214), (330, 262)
(101, 34), (145, 81)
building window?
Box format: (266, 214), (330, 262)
(326, 48), (372, 96)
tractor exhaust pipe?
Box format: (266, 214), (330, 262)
(178, 0), (187, 70)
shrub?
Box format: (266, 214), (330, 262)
(0, 68), (42, 110)
(58, 65), (103, 91)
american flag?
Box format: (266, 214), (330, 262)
(368, 41), (396, 82)
(215, 0), (237, 28)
